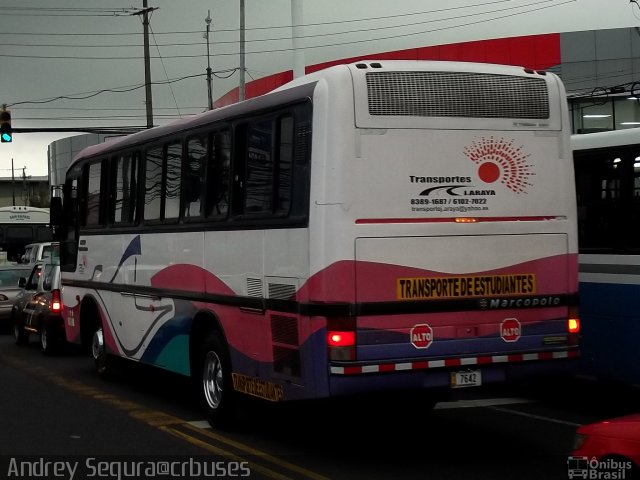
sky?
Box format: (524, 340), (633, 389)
(0, 0), (636, 178)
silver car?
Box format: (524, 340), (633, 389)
(0, 263), (33, 332)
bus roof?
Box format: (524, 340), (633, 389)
(70, 80), (317, 167)
(0, 206), (50, 223)
(572, 128), (640, 151)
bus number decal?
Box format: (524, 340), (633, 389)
(397, 274), (536, 300)
(231, 373), (284, 402)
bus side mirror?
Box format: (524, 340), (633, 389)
(50, 197), (63, 227)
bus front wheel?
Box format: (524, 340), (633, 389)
(199, 332), (236, 429)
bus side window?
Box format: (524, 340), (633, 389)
(114, 152), (140, 224)
(207, 129), (231, 218)
(84, 160), (104, 226)
(276, 115), (294, 215)
(185, 135), (208, 218)
(144, 146), (163, 221)
(245, 119), (275, 214)
(165, 142), (182, 221)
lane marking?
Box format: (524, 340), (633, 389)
(160, 426), (293, 480)
(435, 397), (533, 409)
(488, 406), (582, 427)
(1, 353), (330, 479)
(182, 423), (332, 480)
(187, 420), (211, 429)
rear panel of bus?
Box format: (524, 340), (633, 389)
(303, 61), (579, 397)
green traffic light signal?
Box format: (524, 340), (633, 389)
(0, 109), (12, 143)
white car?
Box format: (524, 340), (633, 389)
(21, 242), (59, 265)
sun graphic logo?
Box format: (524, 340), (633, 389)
(463, 137), (534, 194)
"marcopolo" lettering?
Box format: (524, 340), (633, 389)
(488, 296), (562, 308)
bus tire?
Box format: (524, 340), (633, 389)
(199, 332), (236, 429)
(91, 325), (111, 376)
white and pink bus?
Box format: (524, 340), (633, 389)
(51, 60), (580, 427)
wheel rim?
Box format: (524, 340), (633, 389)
(202, 351), (224, 409)
(92, 328), (104, 362)
(13, 322), (19, 341)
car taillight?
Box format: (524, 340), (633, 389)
(327, 317), (356, 361)
(51, 289), (62, 313)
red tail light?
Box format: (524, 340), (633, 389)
(327, 317), (356, 361)
(328, 331), (355, 347)
(51, 289), (62, 313)
(568, 318), (580, 334)
(568, 306), (580, 346)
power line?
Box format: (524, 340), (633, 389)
(149, 24), (181, 118)
(16, 106), (206, 111)
(0, 0), (565, 36)
(6, 72), (230, 107)
(14, 114), (192, 121)
(0, 0), (576, 61)
(0, 6), (136, 12)
(0, 0), (550, 49)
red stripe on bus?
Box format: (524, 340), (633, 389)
(477, 356), (493, 364)
(355, 216), (558, 224)
(344, 366), (362, 375)
(538, 351), (555, 360)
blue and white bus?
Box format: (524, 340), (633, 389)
(572, 128), (640, 386)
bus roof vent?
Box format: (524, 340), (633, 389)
(365, 71), (549, 119)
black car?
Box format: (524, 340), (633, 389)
(11, 261), (64, 354)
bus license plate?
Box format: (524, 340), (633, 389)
(451, 370), (482, 388)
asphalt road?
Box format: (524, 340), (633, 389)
(0, 333), (638, 480)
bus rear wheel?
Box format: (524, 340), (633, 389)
(91, 326), (111, 376)
(199, 332), (236, 429)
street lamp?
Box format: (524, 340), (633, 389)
(204, 10), (213, 110)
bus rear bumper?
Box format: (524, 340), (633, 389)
(328, 350), (580, 397)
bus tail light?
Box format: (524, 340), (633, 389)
(51, 289), (62, 314)
(568, 306), (580, 346)
(327, 317), (356, 361)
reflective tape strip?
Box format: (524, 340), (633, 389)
(329, 349), (579, 375)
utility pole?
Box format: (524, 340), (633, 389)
(205, 10), (213, 110)
(291, 0), (304, 79)
(132, 1), (158, 128)
(21, 167), (28, 206)
(11, 158), (15, 206)
(239, 0), (246, 101)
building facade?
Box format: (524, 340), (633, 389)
(216, 26), (640, 135)
(0, 175), (49, 209)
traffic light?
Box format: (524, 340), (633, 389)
(0, 109), (12, 143)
